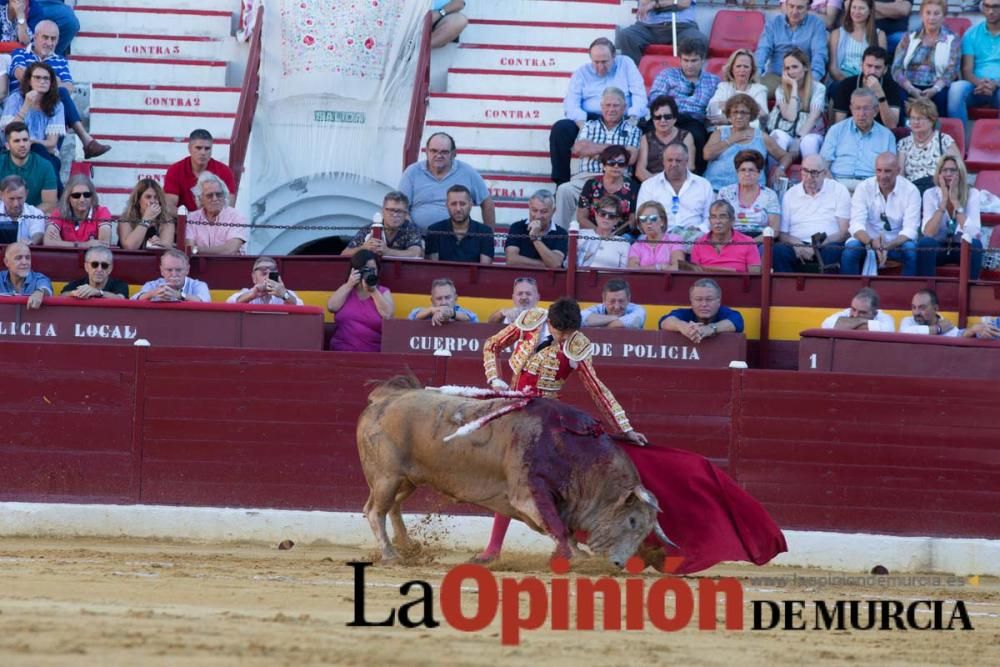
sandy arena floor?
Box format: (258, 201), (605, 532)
(0, 537), (997, 666)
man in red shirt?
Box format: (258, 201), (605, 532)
(162, 129), (236, 215)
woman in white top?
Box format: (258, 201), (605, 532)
(917, 154), (983, 279)
(706, 49), (769, 130)
(828, 0), (886, 90)
(576, 195), (630, 269)
(768, 48), (827, 159)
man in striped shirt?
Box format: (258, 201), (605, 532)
(553, 87), (641, 229)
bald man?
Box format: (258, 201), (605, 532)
(840, 152), (920, 276)
(0, 242), (52, 309)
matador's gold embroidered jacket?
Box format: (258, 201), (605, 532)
(483, 308), (632, 433)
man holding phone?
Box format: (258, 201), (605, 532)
(226, 256), (303, 305)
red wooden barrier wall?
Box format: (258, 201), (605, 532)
(1, 343), (998, 539)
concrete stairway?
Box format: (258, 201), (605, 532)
(424, 0), (631, 227)
(72, 0), (242, 215)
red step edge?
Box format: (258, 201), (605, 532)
(469, 19), (615, 29)
(72, 55), (227, 66)
(91, 134), (231, 143)
(425, 120), (551, 130)
(430, 92), (561, 102)
(75, 5), (233, 17)
(90, 107), (236, 118)
(93, 83), (240, 92)
(449, 68), (571, 77)
(77, 31), (221, 42)
(459, 43), (588, 53)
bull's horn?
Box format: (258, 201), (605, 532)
(653, 524), (679, 549)
(634, 485), (661, 513)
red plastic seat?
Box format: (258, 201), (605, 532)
(708, 10), (765, 59)
(639, 55), (678, 90)
(645, 44), (676, 56)
(939, 117), (965, 158)
(966, 119), (1000, 172)
(970, 107), (997, 121)
(705, 57), (727, 77)
(943, 17), (972, 39)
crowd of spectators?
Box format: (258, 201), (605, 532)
(1, 1), (998, 353)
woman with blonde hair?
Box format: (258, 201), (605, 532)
(917, 155), (983, 279)
(119, 178), (176, 250)
(43, 174), (112, 248)
(768, 48), (826, 159)
(706, 49), (769, 129)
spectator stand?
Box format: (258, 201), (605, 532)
(70, 0), (240, 215)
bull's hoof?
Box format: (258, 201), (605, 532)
(468, 551), (499, 564)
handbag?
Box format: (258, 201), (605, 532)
(910, 131), (944, 195)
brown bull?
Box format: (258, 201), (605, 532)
(357, 376), (664, 566)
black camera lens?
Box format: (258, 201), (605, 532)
(363, 271), (378, 287)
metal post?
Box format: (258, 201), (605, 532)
(758, 229), (774, 369)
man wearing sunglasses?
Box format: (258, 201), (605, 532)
(60, 247), (128, 299)
(841, 152), (920, 276)
(554, 87), (641, 227)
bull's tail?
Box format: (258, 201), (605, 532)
(366, 373), (423, 404)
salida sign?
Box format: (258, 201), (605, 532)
(346, 558), (973, 645)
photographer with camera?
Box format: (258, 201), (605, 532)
(326, 249), (394, 352)
(227, 256), (303, 306)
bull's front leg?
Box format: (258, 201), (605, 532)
(522, 488), (573, 560)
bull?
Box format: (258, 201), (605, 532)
(356, 376), (668, 567)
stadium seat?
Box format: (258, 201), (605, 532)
(943, 17), (972, 39)
(939, 117), (965, 157)
(970, 107), (997, 121)
(705, 57), (727, 77)
(708, 10), (765, 59)
(966, 119), (1000, 172)
(639, 55), (678, 90)
(976, 171), (1000, 228)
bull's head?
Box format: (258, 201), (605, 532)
(587, 484), (663, 569)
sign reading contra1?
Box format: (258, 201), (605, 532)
(381, 321), (747, 367)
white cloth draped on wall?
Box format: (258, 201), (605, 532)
(248, 0), (429, 194)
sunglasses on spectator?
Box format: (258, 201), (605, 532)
(652, 113), (674, 121)
(88, 261), (110, 269)
(880, 213), (893, 232)
(638, 214), (661, 223)
(596, 209), (621, 219)
(604, 159), (627, 167)
(70, 191), (93, 199)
